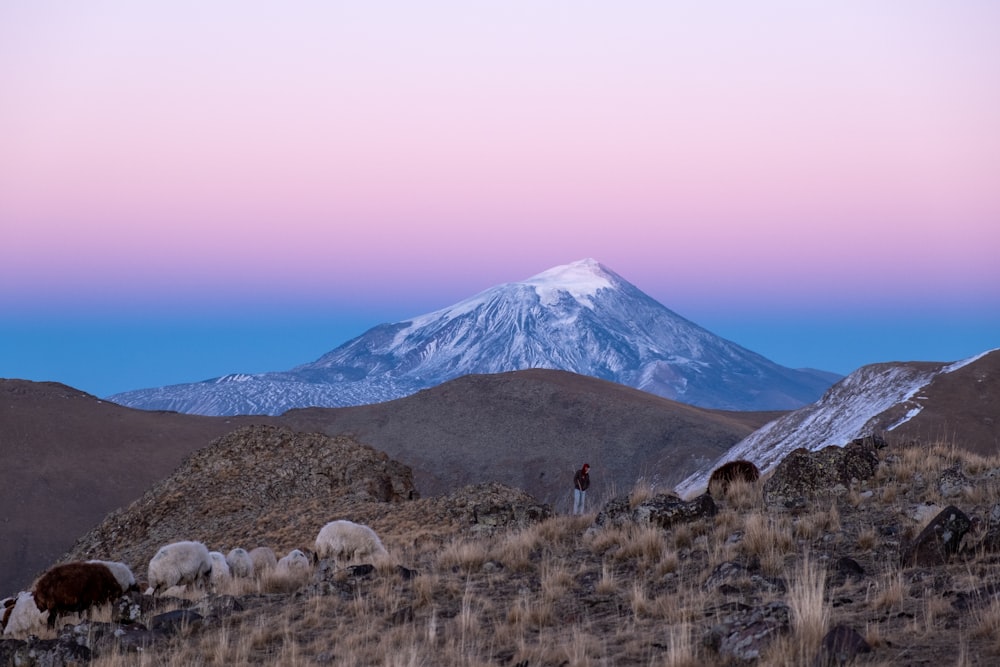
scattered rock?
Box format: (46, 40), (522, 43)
(635, 493), (717, 529)
(952, 583), (1000, 612)
(446, 482), (553, 536)
(346, 564), (375, 578)
(0, 635), (91, 666)
(150, 609), (204, 635)
(396, 565), (419, 580)
(702, 561), (786, 596)
(592, 493), (717, 531)
(972, 503), (1000, 553)
(704, 601), (790, 661)
(107, 622), (159, 652)
(828, 557), (866, 588)
(936, 465), (971, 499)
(850, 434), (888, 450)
(901, 506), (972, 567)
(907, 503), (943, 524)
(811, 624), (872, 666)
(481, 561), (504, 574)
(200, 594), (244, 618)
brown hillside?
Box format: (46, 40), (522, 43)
(0, 370), (774, 595)
(0, 380), (277, 597)
(281, 369), (766, 504)
(881, 349), (1000, 454)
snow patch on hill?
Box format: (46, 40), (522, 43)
(675, 351), (993, 498)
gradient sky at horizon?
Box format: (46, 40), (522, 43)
(2, 2), (998, 399)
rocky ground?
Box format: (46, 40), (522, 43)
(4, 426), (1000, 665)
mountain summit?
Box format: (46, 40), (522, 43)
(108, 259), (835, 416)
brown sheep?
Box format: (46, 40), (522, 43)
(32, 562), (124, 629)
(707, 459), (761, 495)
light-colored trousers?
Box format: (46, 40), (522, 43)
(573, 488), (586, 514)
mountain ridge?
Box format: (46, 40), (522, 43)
(107, 259), (836, 416)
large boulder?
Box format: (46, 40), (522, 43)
(592, 492), (717, 530)
(444, 482), (553, 536)
(901, 505), (972, 567)
(764, 441), (880, 509)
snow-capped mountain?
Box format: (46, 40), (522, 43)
(108, 259), (836, 416)
(675, 348), (1000, 497)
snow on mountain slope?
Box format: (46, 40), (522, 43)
(108, 259), (836, 416)
(675, 349), (997, 498)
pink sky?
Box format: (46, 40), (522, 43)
(1, 2), (998, 395)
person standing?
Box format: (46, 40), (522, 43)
(573, 463), (591, 515)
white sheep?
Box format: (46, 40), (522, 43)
(226, 548), (254, 579)
(208, 551), (231, 585)
(146, 540), (213, 596)
(275, 549), (312, 577)
(87, 559), (138, 592)
(315, 520), (388, 568)
(249, 546), (277, 576)
(2, 591), (47, 637)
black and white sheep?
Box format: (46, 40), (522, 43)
(2, 591), (47, 637)
(87, 559), (139, 593)
(146, 540), (213, 596)
(315, 520), (388, 568)
(249, 546), (278, 576)
(32, 561), (124, 629)
(226, 547), (254, 579)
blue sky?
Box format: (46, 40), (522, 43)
(2, 2), (997, 399)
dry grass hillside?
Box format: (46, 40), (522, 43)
(7, 427), (1000, 665)
(1, 370), (770, 595)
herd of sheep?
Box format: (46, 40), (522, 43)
(1, 519), (389, 638)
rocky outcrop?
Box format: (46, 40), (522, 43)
(763, 441), (880, 509)
(702, 561), (786, 596)
(63, 425), (418, 579)
(703, 601), (790, 662)
(901, 505), (973, 567)
(592, 493), (717, 531)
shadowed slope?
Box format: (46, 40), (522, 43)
(282, 369), (768, 505)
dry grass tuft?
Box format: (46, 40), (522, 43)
(717, 476), (763, 511)
(739, 512), (794, 575)
(788, 553), (829, 657)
